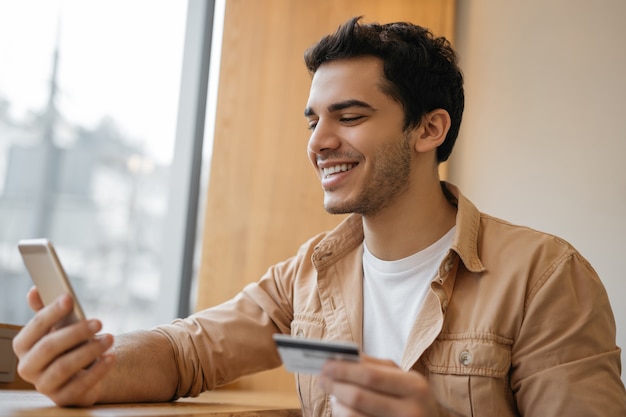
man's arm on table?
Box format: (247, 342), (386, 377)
(13, 289), (178, 406)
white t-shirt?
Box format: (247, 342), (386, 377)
(362, 226), (455, 365)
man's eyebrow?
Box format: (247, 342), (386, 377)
(328, 99), (376, 113)
(304, 99), (377, 117)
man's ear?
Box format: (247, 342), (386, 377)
(412, 109), (451, 153)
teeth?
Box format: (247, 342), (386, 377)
(322, 163), (355, 177)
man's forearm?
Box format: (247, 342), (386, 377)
(100, 330), (179, 403)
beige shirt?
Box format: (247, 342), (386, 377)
(154, 183), (626, 416)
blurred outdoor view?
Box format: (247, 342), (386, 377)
(0, 1), (188, 333)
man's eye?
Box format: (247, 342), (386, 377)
(307, 121), (318, 131)
(340, 116), (364, 124)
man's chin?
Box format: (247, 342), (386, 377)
(324, 207), (350, 215)
(323, 199), (354, 215)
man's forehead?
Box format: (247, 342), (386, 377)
(310, 56), (384, 84)
(306, 57), (386, 112)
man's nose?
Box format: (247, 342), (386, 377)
(307, 120), (341, 154)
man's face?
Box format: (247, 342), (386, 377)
(305, 56), (414, 216)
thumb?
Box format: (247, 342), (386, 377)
(359, 354), (400, 368)
(27, 286), (45, 311)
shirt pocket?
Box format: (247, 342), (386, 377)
(291, 312), (325, 339)
(291, 312), (329, 417)
(422, 337), (516, 417)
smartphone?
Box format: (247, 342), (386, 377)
(17, 238), (86, 328)
(273, 334), (359, 375)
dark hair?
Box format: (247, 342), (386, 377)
(304, 16), (464, 162)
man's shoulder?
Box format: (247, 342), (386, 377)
(474, 212), (592, 281)
(478, 212), (574, 251)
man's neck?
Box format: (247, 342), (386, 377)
(361, 181), (457, 261)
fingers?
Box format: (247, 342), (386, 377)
(325, 375), (422, 417)
(15, 318), (115, 407)
(329, 394), (369, 417)
(13, 294), (75, 358)
(48, 353), (116, 407)
(359, 354), (398, 368)
(319, 357), (434, 417)
(323, 355), (424, 397)
(35, 334), (114, 397)
(13, 292), (115, 405)
(16, 318), (106, 382)
(27, 286), (45, 311)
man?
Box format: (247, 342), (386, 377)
(13, 16), (626, 417)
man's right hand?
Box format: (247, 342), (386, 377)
(12, 287), (116, 407)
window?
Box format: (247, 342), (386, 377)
(0, 0), (210, 334)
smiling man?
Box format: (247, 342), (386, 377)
(13, 16), (626, 417)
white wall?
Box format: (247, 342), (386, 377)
(450, 0), (626, 383)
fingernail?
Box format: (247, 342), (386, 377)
(87, 319), (101, 333)
(97, 334), (112, 346)
(57, 294), (70, 307)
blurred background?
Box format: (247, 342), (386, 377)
(0, 0), (195, 333)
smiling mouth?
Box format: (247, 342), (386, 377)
(322, 163), (357, 178)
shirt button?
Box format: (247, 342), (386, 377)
(459, 351), (473, 366)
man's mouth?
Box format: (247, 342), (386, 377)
(322, 163), (356, 178)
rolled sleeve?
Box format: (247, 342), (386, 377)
(152, 270), (295, 399)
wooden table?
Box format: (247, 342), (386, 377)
(0, 389), (302, 417)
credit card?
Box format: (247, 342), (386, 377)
(273, 334), (359, 375)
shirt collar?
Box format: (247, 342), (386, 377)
(443, 182), (486, 273)
(312, 182), (486, 273)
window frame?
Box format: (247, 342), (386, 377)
(157, 0), (216, 321)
